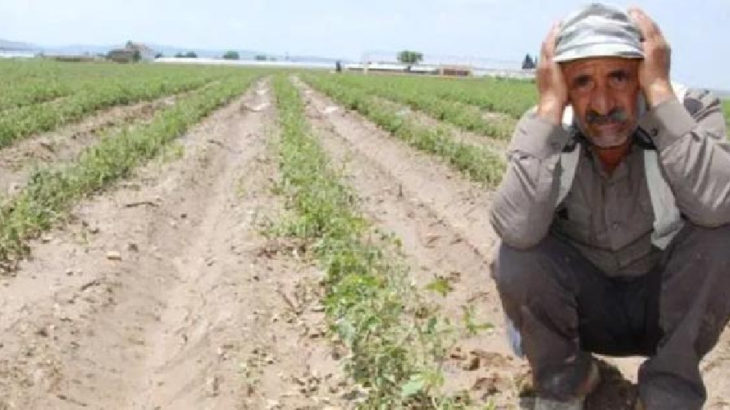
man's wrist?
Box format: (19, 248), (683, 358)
(537, 98), (565, 125)
(644, 80), (675, 107)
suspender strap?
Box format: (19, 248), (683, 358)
(644, 150), (684, 249)
(557, 148), (581, 205)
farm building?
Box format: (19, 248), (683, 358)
(108, 41), (157, 63)
(438, 65), (472, 77)
(344, 62), (468, 77)
(0, 51), (35, 59)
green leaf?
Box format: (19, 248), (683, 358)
(425, 276), (453, 297)
(400, 374), (426, 398)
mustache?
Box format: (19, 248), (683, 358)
(585, 108), (628, 126)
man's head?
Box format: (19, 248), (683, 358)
(555, 3), (644, 149)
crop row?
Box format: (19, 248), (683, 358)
(724, 100), (729, 129)
(0, 65), (246, 149)
(301, 73), (506, 187)
(0, 79), (71, 112)
(329, 73), (536, 119)
(272, 75), (462, 408)
(320, 73), (517, 140)
(0, 60), (211, 110)
(0, 71), (261, 271)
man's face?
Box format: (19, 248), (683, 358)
(561, 57), (641, 148)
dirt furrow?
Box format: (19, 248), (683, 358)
(296, 78), (498, 259)
(0, 86), (202, 202)
(0, 80), (348, 409)
(367, 95), (508, 153)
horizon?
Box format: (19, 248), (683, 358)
(1, 0), (728, 90)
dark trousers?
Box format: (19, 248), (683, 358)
(492, 223), (730, 410)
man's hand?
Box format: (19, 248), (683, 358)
(536, 22), (568, 125)
(628, 8), (675, 107)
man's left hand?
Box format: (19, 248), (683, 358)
(629, 7), (675, 107)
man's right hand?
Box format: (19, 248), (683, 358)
(536, 22), (568, 125)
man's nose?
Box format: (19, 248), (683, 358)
(589, 90), (614, 115)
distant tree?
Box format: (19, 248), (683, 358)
(223, 50), (240, 60)
(397, 50), (423, 65)
(155, 53), (163, 59)
(132, 49), (141, 63)
(254, 54), (267, 61)
(184, 51), (198, 58)
(174, 52), (184, 58)
(522, 53), (536, 70)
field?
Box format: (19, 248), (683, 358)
(0, 60), (728, 409)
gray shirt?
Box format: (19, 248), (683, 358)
(490, 90), (730, 277)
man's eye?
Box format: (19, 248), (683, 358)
(609, 71), (629, 87)
(573, 76), (593, 90)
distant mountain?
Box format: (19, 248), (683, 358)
(45, 44), (116, 56)
(142, 44), (346, 63)
(146, 43), (262, 59)
(0, 37), (348, 63)
(0, 39), (39, 51)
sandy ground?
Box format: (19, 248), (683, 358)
(367, 94), (509, 152)
(0, 80), (350, 409)
(0, 74), (728, 409)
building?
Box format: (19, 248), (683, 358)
(107, 41), (157, 63)
(438, 65), (472, 77)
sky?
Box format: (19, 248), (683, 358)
(1, 0), (729, 90)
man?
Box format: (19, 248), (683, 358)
(490, 3), (730, 410)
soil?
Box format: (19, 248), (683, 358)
(0, 75), (728, 410)
(368, 95), (508, 153)
(0, 80), (350, 409)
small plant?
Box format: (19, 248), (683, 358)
(426, 276), (454, 297)
(271, 74), (466, 408)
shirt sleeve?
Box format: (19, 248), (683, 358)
(490, 110), (571, 248)
(639, 89), (730, 227)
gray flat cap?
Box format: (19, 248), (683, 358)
(554, 3), (644, 63)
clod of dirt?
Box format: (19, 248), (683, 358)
(206, 375), (221, 397)
(450, 347), (467, 360)
(462, 355), (480, 371)
(470, 349), (512, 368)
(258, 238), (307, 258)
(105, 251), (122, 261)
(38, 139), (55, 152)
(472, 373), (511, 397)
